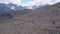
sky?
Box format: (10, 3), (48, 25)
(0, 0), (60, 6)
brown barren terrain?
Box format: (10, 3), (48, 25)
(0, 3), (60, 34)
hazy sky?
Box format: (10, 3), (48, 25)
(0, 0), (60, 6)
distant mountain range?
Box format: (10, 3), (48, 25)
(0, 3), (48, 14)
(6, 3), (25, 10)
(0, 3), (52, 21)
(0, 3), (49, 10)
(0, 3), (34, 21)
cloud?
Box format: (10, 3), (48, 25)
(22, 0), (60, 6)
(0, 0), (60, 6)
(0, 0), (21, 5)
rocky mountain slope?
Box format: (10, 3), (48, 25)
(0, 3), (60, 34)
(0, 3), (14, 22)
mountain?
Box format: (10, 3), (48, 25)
(23, 4), (49, 9)
(0, 3), (33, 22)
(17, 2), (60, 34)
(37, 4), (49, 8)
(4, 3), (49, 10)
(0, 3), (13, 14)
(0, 3), (15, 22)
(32, 4), (49, 9)
(0, 3), (49, 10)
(0, 3), (14, 17)
(6, 3), (25, 10)
(0, 3), (60, 34)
